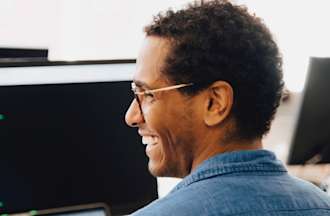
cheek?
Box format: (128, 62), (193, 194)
(141, 103), (152, 115)
(143, 99), (193, 154)
(145, 100), (197, 176)
(156, 115), (191, 160)
(144, 110), (178, 159)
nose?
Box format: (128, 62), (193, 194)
(125, 99), (145, 127)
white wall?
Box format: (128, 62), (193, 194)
(237, 0), (330, 92)
(0, 0), (191, 61)
(1, 0), (330, 91)
(0, 0), (60, 49)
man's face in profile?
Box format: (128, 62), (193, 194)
(125, 36), (203, 178)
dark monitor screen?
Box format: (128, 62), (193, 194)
(288, 57), (330, 165)
(7, 203), (111, 216)
(0, 60), (158, 215)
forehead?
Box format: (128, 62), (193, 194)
(134, 36), (171, 88)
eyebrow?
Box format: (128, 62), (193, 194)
(132, 80), (152, 89)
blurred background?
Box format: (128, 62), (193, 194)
(1, 0), (330, 205)
(1, 0), (330, 91)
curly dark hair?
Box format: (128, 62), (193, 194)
(144, 0), (284, 140)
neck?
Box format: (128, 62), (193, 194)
(191, 135), (263, 172)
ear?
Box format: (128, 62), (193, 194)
(204, 81), (234, 126)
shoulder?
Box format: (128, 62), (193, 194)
(132, 174), (258, 216)
(132, 172), (330, 216)
(132, 184), (217, 216)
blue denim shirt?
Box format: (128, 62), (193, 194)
(132, 150), (330, 215)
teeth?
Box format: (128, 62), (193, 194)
(142, 136), (157, 145)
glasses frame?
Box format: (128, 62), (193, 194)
(131, 82), (194, 115)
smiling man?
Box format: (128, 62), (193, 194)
(125, 0), (330, 215)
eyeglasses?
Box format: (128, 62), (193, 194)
(131, 82), (194, 115)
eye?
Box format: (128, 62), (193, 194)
(143, 92), (155, 102)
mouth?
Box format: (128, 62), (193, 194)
(141, 135), (159, 157)
(142, 135), (158, 146)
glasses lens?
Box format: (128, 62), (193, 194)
(134, 93), (143, 115)
(131, 82), (143, 114)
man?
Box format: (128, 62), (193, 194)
(125, 0), (330, 215)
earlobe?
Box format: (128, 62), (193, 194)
(204, 81), (233, 126)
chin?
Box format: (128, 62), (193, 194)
(148, 160), (182, 178)
(148, 161), (165, 177)
(148, 158), (171, 176)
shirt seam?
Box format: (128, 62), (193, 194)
(174, 166), (287, 191)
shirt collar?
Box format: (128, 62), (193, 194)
(171, 149), (287, 192)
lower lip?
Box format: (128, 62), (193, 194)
(146, 143), (158, 157)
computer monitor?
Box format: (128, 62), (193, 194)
(0, 60), (158, 216)
(0, 47), (48, 62)
(5, 203), (111, 216)
(288, 57), (330, 165)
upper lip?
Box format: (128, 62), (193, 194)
(138, 130), (155, 137)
